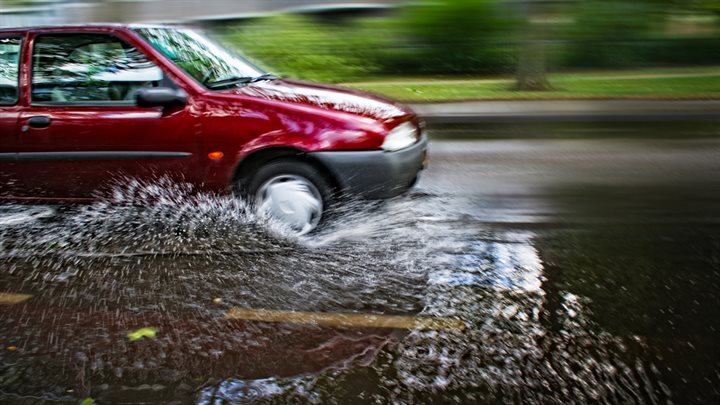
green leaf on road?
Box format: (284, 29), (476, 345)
(127, 327), (158, 342)
(80, 398), (95, 405)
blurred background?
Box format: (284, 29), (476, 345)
(1, 0), (718, 101)
(2, 3), (720, 403)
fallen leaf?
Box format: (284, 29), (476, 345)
(127, 327), (158, 342)
(6, 345), (17, 351)
(80, 397), (95, 405)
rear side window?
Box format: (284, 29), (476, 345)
(0, 37), (21, 105)
(31, 33), (163, 104)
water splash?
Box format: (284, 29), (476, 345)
(0, 206), (55, 227)
(0, 179), (666, 403)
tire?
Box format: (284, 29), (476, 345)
(242, 159), (334, 235)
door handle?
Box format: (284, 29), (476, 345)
(23, 116), (52, 131)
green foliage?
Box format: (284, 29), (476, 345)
(392, 0), (514, 74)
(219, 2), (716, 82)
(695, 0), (720, 14)
(562, 0), (664, 68)
(0, 0), (35, 6)
(223, 15), (384, 83)
(638, 37), (720, 65)
(222, 2), (514, 80)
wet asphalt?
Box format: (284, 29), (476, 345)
(2, 124), (720, 404)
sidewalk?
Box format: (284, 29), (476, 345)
(410, 100), (720, 123)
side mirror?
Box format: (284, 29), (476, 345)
(136, 87), (187, 108)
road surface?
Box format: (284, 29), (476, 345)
(1, 134), (720, 403)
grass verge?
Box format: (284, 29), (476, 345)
(342, 67), (720, 103)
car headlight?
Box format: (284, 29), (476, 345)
(381, 122), (419, 152)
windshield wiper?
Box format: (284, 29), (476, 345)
(205, 76), (254, 89)
(249, 73), (280, 83)
(206, 74), (279, 89)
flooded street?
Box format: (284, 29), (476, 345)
(2, 132), (720, 404)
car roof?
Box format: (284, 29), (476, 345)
(0, 23), (177, 34)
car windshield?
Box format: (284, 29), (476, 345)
(134, 27), (267, 90)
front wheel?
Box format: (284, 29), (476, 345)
(243, 159), (333, 235)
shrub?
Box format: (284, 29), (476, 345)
(223, 15), (383, 83)
(562, 1), (662, 68)
(391, 0), (515, 75)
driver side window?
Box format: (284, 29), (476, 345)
(31, 33), (163, 104)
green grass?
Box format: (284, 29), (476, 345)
(343, 67), (720, 102)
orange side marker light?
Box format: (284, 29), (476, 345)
(208, 151), (224, 161)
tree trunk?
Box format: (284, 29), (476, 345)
(512, 0), (553, 91)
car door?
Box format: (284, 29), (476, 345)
(0, 34), (23, 197)
(10, 31), (201, 200)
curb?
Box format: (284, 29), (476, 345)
(410, 100), (720, 123)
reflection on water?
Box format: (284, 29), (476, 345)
(0, 170), (719, 403)
(430, 232), (543, 292)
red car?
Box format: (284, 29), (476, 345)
(0, 24), (426, 234)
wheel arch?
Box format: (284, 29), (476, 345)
(232, 147), (342, 195)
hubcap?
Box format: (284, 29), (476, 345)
(255, 175), (323, 235)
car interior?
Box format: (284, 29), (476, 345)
(0, 38), (21, 105)
(31, 34), (162, 104)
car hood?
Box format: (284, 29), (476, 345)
(227, 79), (412, 123)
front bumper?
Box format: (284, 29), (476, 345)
(309, 135), (428, 199)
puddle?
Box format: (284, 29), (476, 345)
(1, 176), (710, 403)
